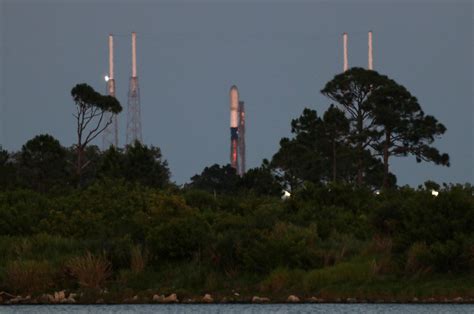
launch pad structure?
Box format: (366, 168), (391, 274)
(237, 101), (245, 177)
(102, 32), (143, 149)
(102, 35), (118, 149)
(99, 30), (376, 179)
(342, 31), (374, 72)
(126, 32), (143, 145)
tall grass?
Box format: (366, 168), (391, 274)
(0, 234), (94, 267)
(405, 242), (433, 276)
(5, 260), (54, 294)
(67, 251), (112, 289)
(130, 245), (148, 274)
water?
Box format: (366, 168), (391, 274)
(0, 304), (473, 314)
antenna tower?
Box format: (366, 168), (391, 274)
(126, 32), (142, 145)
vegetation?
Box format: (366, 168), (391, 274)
(66, 251), (112, 289)
(0, 181), (471, 301)
(71, 83), (122, 184)
(319, 68), (449, 187)
(0, 72), (471, 303)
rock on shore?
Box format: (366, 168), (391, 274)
(252, 296), (270, 303)
(152, 293), (178, 303)
(202, 294), (214, 303)
(287, 295), (300, 302)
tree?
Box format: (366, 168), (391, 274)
(321, 68), (389, 185)
(271, 109), (326, 190)
(71, 83), (122, 184)
(17, 134), (68, 192)
(271, 138), (323, 191)
(188, 164), (240, 194)
(320, 105), (350, 182)
(271, 106), (394, 189)
(98, 146), (124, 180)
(239, 160), (282, 196)
(122, 141), (170, 188)
(0, 147), (16, 189)
(368, 81), (450, 188)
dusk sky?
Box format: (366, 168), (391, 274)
(0, 0), (472, 186)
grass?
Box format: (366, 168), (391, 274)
(130, 244), (148, 274)
(303, 256), (374, 293)
(0, 234), (473, 302)
(67, 251), (112, 289)
(4, 259), (55, 294)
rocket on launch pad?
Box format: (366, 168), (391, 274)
(230, 85), (239, 171)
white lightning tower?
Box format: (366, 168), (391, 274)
(102, 34), (118, 149)
(126, 32), (142, 145)
(343, 32), (348, 72)
(368, 31), (373, 70)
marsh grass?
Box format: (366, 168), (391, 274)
(67, 251), (112, 289)
(5, 259), (54, 294)
(130, 244), (148, 274)
(405, 242), (433, 276)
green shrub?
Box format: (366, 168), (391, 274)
(429, 240), (463, 273)
(405, 242), (432, 275)
(183, 189), (217, 211)
(242, 222), (320, 272)
(147, 212), (211, 261)
(259, 267), (305, 294)
(303, 257), (372, 292)
(117, 269), (161, 291)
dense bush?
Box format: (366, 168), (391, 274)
(372, 185), (474, 273)
(0, 180), (472, 296)
(147, 212), (211, 260)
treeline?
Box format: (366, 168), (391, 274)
(0, 136), (170, 193)
(0, 68), (472, 300)
(0, 68), (451, 194)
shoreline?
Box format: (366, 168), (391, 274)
(2, 293), (473, 305)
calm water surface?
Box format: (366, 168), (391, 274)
(1, 304), (473, 314)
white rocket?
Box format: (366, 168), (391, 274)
(230, 85), (239, 170)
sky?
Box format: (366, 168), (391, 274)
(0, 0), (472, 186)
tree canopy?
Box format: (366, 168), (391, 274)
(319, 68), (448, 188)
(71, 83), (122, 184)
(368, 80), (450, 187)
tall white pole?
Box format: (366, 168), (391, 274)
(343, 32), (348, 72)
(108, 34), (114, 80)
(132, 32), (137, 78)
(104, 34), (118, 148)
(368, 31), (373, 70)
